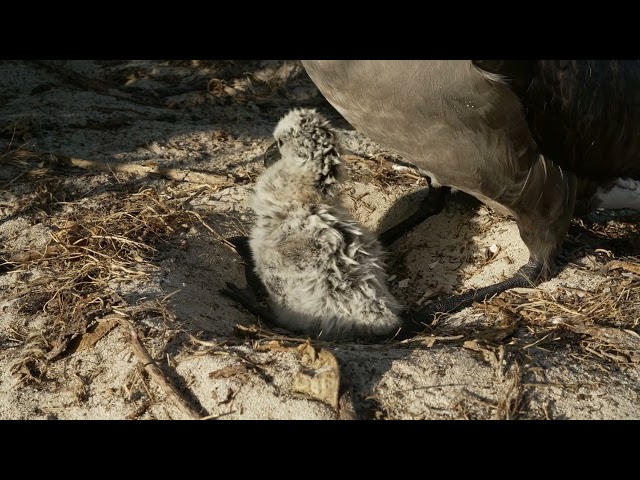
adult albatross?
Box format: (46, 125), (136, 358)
(300, 60), (640, 327)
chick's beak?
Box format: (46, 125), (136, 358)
(263, 141), (281, 167)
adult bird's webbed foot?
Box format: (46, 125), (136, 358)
(377, 186), (449, 247)
(400, 258), (544, 334)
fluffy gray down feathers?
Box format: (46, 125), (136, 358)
(249, 108), (403, 340)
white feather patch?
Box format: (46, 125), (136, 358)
(595, 178), (640, 210)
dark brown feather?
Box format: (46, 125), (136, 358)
(474, 60), (640, 180)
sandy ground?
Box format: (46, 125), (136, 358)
(0, 60), (639, 420)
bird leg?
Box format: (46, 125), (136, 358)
(220, 281), (279, 324)
(393, 155), (579, 338)
(224, 236), (268, 303)
(377, 185), (449, 247)
(220, 236), (277, 324)
(399, 154), (579, 335)
(396, 258), (543, 338)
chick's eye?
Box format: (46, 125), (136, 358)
(277, 139), (284, 147)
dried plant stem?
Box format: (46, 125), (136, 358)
(112, 316), (202, 420)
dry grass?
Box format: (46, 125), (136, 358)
(495, 275), (640, 365)
(1, 176), (227, 385)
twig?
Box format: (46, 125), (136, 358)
(185, 210), (238, 250)
(11, 149), (236, 188)
(112, 315), (203, 420)
(180, 185), (211, 207)
(602, 260), (640, 276)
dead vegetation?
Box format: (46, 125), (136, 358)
(1, 60), (639, 419)
(0, 156), (234, 390)
(4, 143), (638, 419)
